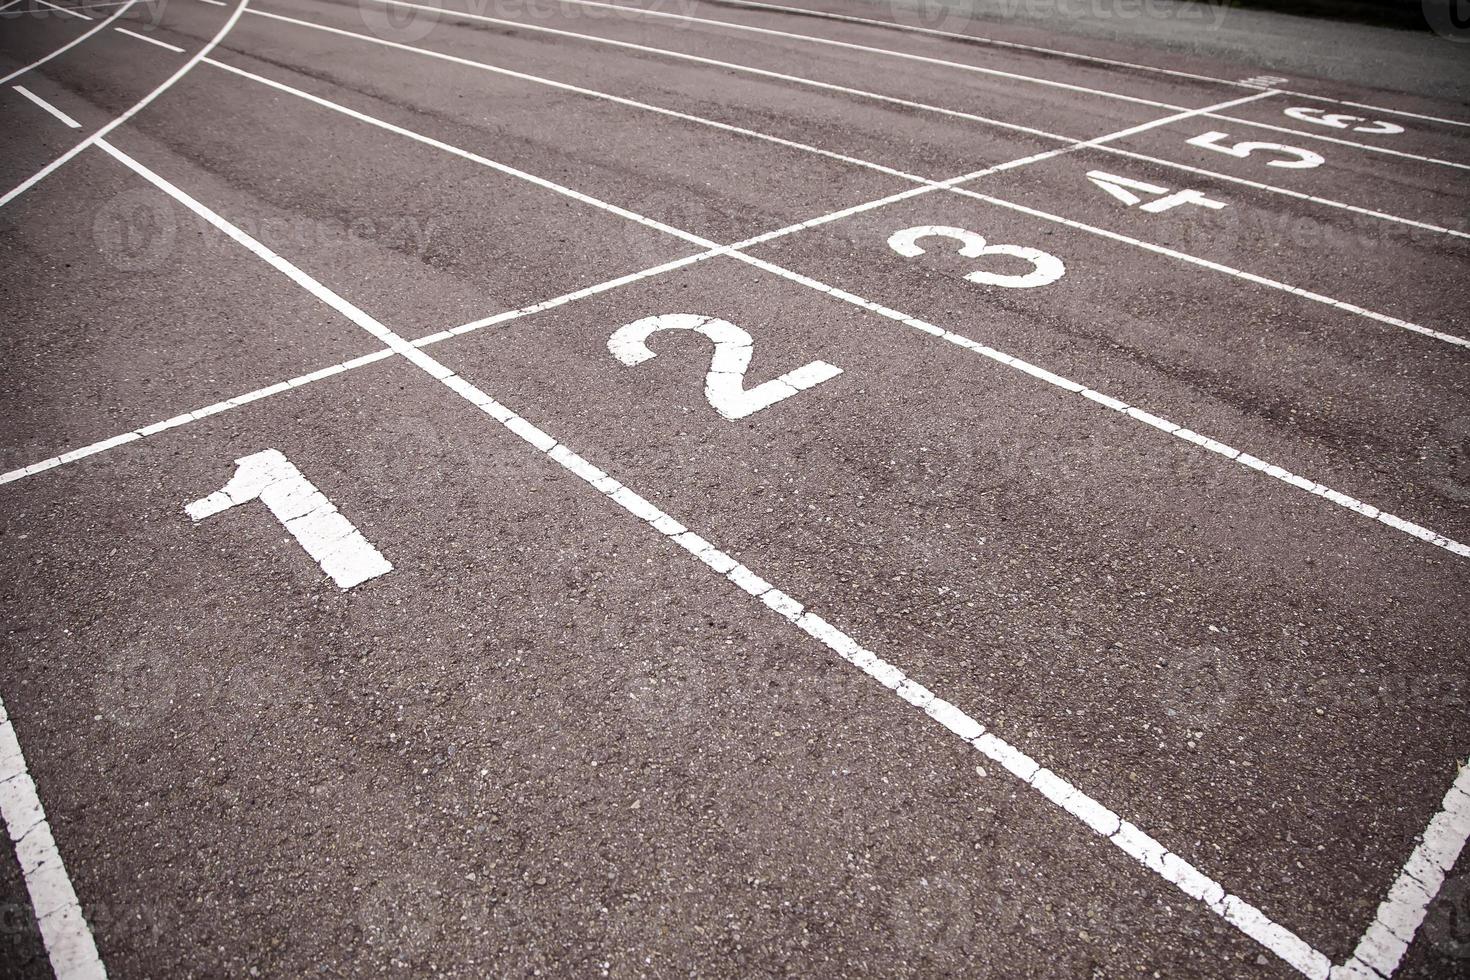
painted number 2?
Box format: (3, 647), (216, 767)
(887, 226), (1065, 288)
(609, 314), (842, 420)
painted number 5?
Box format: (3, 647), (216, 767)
(1186, 131), (1325, 169)
(887, 225), (1065, 288)
(609, 313), (842, 420)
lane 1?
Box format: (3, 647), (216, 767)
(0, 354), (1287, 978)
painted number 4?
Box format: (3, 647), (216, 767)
(1086, 171), (1226, 214)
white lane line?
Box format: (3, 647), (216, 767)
(0, 694), (106, 980)
(373, 0), (1180, 110)
(1334, 763), (1470, 979)
(1202, 109), (1470, 172)
(114, 25), (183, 52)
(1283, 92), (1470, 130)
(707, 0), (1244, 88)
(33, 0), (91, 19)
(186, 449), (392, 589)
(0, 0), (25, 11)
(13, 85), (80, 127)
(267, 7), (1465, 241)
(949, 187), (1470, 350)
(197, 59), (1470, 559)
(514, 0), (1470, 168)
(96, 135), (1332, 979)
(199, 0), (226, 4)
(0, 0), (138, 85)
(0, 0), (248, 209)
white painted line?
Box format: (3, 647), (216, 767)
(497, 0), (1470, 167)
(0, 693), (107, 980)
(114, 26), (183, 53)
(198, 0), (226, 4)
(373, 0), (1181, 110)
(258, 8), (1465, 242)
(0, 0), (138, 85)
(97, 135), (1331, 977)
(710, 0), (1243, 89)
(949, 187), (1470, 349)
(0, 0), (25, 11)
(1203, 110), (1470, 171)
(200, 56), (1470, 562)
(186, 449), (392, 589)
(13, 85), (80, 128)
(34, 0), (91, 20)
(1333, 762), (1470, 979)
(0, 0), (247, 208)
(1283, 92), (1470, 130)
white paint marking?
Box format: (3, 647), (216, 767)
(1284, 93), (1470, 129)
(609, 313), (842, 419)
(375, 0), (1182, 110)
(114, 26), (183, 53)
(0, 0), (24, 11)
(185, 449), (392, 589)
(499, 0), (1469, 168)
(192, 58), (1470, 565)
(1283, 107), (1403, 135)
(1185, 130), (1324, 169)
(253, 7), (1462, 240)
(34, 0), (91, 20)
(1203, 111), (1470, 171)
(13, 85), (80, 128)
(1086, 171), (1226, 213)
(198, 0), (226, 4)
(0, 0), (247, 208)
(886, 225), (1065, 287)
(0, 0), (138, 85)
(0, 693), (107, 980)
(99, 134), (1331, 976)
(1334, 763), (1470, 979)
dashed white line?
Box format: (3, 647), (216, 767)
(95, 134), (1333, 978)
(0, 694), (106, 980)
(276, 7), (1466, 240)
(0, 0), (247, 208)
(0, 0), (138, 85)
(33, 0), (91, 20)
(13, 85), (80, 128)
(114, 25), (183, 53)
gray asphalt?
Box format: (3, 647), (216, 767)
(2, 0), (1469, 978)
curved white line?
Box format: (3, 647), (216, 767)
(0, 0), (140, 85)
(0, 0), (251, 209)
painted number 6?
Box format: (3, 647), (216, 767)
(609, 313), (842, 420)
(887, 225), (1065, 288)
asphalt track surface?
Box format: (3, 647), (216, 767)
(1, 0), (1469, 977)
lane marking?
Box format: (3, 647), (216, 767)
(95, 135), (1332, 978)
(260, 7), (1468, 241)
(946, 186), (1470, 349)
(114, 25), (183, 52)
(185, 449), (392, 589)
(1201, 111), (1470, 172)
(13, 84), (80, 127)
(608, 313), (842, 419)
(0, 0), (25, 11)
(1334, 763), (1470, 979)
(0, 0), (248, 208)
(1285, 93), (1470, 130)
(706, 0), (1243, 88)
(0, 0), (139, 85)
(506, 0), (1470, 168)
(0, 694), (107, 980)
(34, 0), (90, 18)
(125, 60), (1470, 562)
(372, 0), (1180, 110)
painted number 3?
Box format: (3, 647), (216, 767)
(887, 225), (1065, 288)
